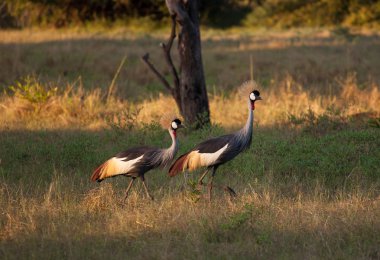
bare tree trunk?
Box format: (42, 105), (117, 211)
(142, 0), (210, 128)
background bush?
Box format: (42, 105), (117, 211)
(1, 0), (379, 29)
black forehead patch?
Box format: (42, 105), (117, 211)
(253, 90), (260, 96)
(173, 118), (181, 125)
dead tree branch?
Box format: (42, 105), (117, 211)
(142, 0), (209, 125)
(141, 53), (174, 95)
(160, 15), (180, 91)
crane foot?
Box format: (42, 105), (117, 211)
(224, 186), (237, 198)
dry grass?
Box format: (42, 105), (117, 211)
(211, 73), (380, 127)
(0, 73), (379, 130)
(1, 175), (379, 258)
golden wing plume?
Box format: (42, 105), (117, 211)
(159, 112), (181, 129)
(237, 80), (259, 99)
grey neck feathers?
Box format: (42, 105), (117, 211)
(160, 129), (179, 167)
(234, 99), (254, 150)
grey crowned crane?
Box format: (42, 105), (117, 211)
(91, 116), (184, 201)
(169, 81), (262, 201)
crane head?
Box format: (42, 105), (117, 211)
(249, 90), (262, 110)
(171, 118), (184, 137)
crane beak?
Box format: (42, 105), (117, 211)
(178, 124), (186, 129)
(256, 96), (262, 101)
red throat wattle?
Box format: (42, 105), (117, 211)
(251, 101), (255, 110)
(173, 130), (177, 138)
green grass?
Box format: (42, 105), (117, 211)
(3, 125), (378, 186)
(0, 123), (379, 259)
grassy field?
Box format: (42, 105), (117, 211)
(0, 28), (380, 259)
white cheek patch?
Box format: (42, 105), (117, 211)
(250, 92), (256, 101)
(171, 121), (178, 129)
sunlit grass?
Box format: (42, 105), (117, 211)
(0, 73), (379, 130)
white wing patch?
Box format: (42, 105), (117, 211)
(101, 155), (144, 178)
(198, 144), (228, 166)
(112, 155), (144, 175)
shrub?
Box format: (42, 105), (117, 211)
(8, 76), (57, 104)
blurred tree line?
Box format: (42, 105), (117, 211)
(1, 0), (379, 29)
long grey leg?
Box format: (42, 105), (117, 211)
(198, 168), (210, 185)
(124, 177), (136, 202)
(207, 167), (217, 202)
(140, 176), (154, 200)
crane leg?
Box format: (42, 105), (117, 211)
(124, 177), (136, 202)
(207, 167), (217, 202)
(140, 176), (154, 200)
(198, 168), (210, 185)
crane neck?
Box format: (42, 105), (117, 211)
(160, 128), (178, 165)
(233, 99), (254, 150)
(168, 129), (178, 152)
(243, 99), (254, 134)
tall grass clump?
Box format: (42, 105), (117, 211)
(211, 73), (379, 128)
(0, 75), (126, 129)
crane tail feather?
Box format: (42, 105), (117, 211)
(169, 153), (190, 177)
(91, 162), (107, 182)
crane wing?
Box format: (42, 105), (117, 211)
(194, 134), (233, 153)
(169, 135), (233, 176)
(91, 146), (157, 182)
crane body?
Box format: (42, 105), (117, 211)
(169, 82), (261, 200)
(91, 118), (183, 201)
